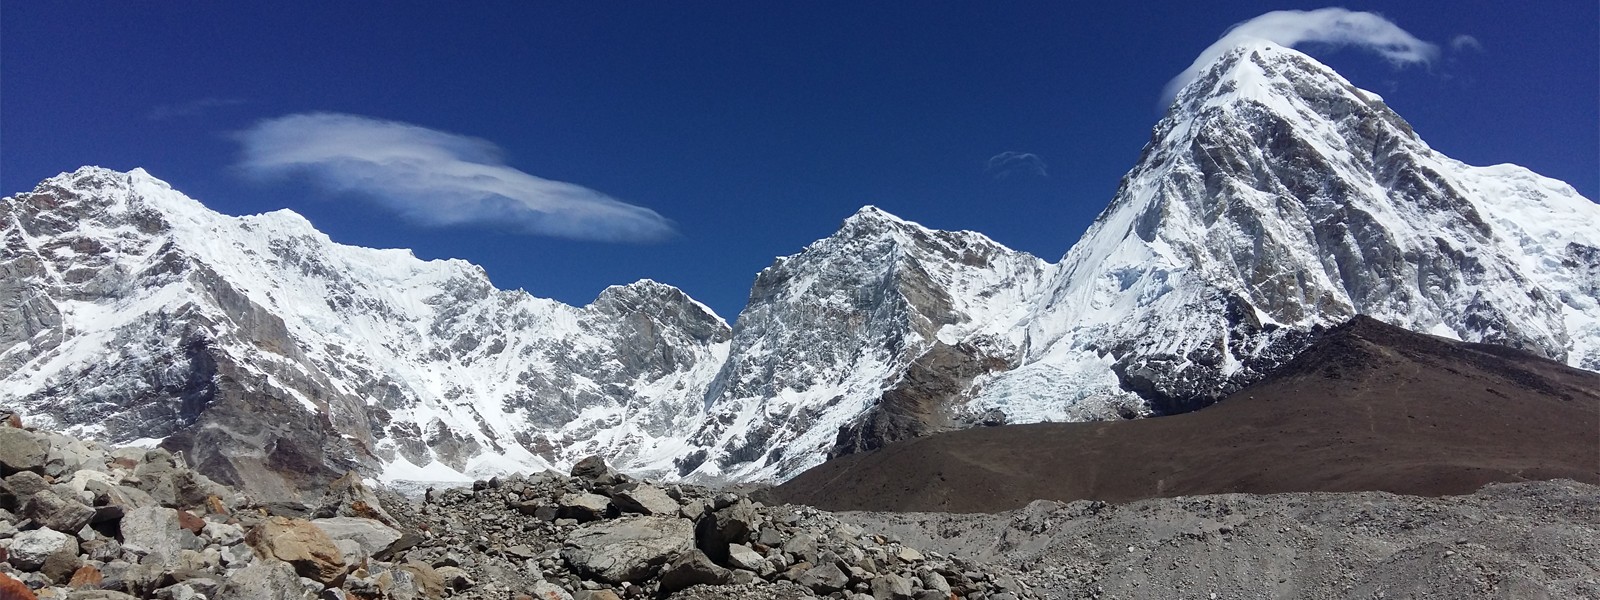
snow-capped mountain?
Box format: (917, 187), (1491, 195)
(1, 168), (730, 499)
(3, 41), (1596, 497)
(681, 206), (1053, 481)
(986, 40), (1600, 416)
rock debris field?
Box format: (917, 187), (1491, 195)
(2, 413), (1596, 599)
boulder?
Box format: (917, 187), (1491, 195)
(795, 562), (850, 594)
(530, 581), (577, 600)
(870, 573), (915, 599)
(569, 456), (615, 481)
(609, 483), (679, 516)
(696, 498), (759, 561)
(314, 472), (396, 526)
(244, 516), (346, 585)
(726, 543), (771, 575)
(557, 493), (612, 522)
(212, 560), (317, 600)
(0, 426), (48, 474)
(561, 515), (695, 584)
(119, 506), (203, 557)
(8, 527), (79, 573)
(44, 433), (106, 478)
(309, 517), (402, 557)
(784, 532), (820, 564)
(20, 488), (95, 533)
(658, 548), (733, 594)
(4, 473), (50, 499)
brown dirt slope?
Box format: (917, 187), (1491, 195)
(769, 316), (1600, 513)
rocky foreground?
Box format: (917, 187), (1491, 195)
(0, 415), (1036, 600)
(3, 413), (1596, 600)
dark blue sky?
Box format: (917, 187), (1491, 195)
(4, 2), (1596, 320)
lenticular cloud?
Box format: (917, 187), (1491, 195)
(1163, 8), (1440, 103)
(236, 113), (675, 242)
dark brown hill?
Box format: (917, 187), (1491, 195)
(767, 316), (1600, 513)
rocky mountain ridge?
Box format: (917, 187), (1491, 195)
(3, 41), (1598, 497)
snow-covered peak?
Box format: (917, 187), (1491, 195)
(1172, 41), (1372, 112)
(1012, 41), (1600, 416)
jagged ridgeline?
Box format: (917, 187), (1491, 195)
(3, 41), (1597, 498)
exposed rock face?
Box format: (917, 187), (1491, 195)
(689, 207), (1051, 481)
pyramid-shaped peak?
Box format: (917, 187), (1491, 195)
(844, 204), (911, 224)
(1169, 41), (1381, 114)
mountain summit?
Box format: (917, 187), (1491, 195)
(3, 43), (1596, 497)
(998, 41), (1600, 414)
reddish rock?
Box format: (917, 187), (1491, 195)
(177, 510), (206, 534)
(245, 516), (347, 584)
(67, 565), (103, 589)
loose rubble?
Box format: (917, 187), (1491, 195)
(0, 412), (1034, 599)
(5, 409), (1593, 599)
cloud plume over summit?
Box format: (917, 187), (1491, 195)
(1163, 8), (1439, 103)
(236, 113), (675, 242)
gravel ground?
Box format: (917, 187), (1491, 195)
(832, 479), (1600, 599)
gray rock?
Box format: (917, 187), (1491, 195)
(8, 526), (78, 570)
(44, 433), (106, 478)
(64, 591), (139, 600)
(557, 492), (612, 522)
(919, 569), (951, 593)
(610, 483), (679, 516)
(561, 515), (695, 584)
(871, 573), (915, 599)
(696, 498), (759, 561)
(203, 521), (245, 545)
(531, 581), (577, 600)
(20, 487), (96, 533)
(796, 562), (851, 594)
(309, 517), (402, 556)
(0, 426), (48, 474)
(726, 543), (770, 574)
(3, 470), (49, 509)
(657, 548), (734, 594)
(119, 506), (202, 556)
(314, 471), (396, 525)
(86, 479), (158, 513)
(785, 532), (820, 564)
(570, 455), (615, 480)
(213, 559), (317, 600)
(435, 565), (474, 591)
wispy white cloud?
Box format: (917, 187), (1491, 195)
(1450, 34), (1483, 53)
(985, 152), (1049, 179)
(235, 113), (675, 242)
(1164, 8), (1439, 102)
(148, 97), (247, 121)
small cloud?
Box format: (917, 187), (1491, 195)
(147, 97), (247, 121)
(235, 112), (675, 243)
(1450, 34), (1483, 53)
(1164, 8), (1439, 102)
(985, 152), (1049, 179)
